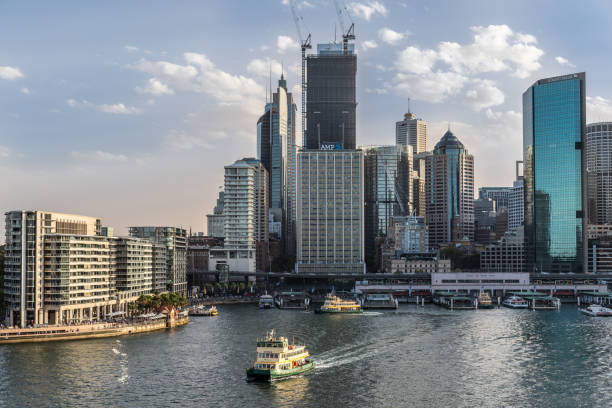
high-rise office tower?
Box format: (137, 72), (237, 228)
(586, 122), (612, 224)
(296, 150), (365, 273)
(478, 187), (511, 209)
(206, 190), (225, 238)
(363, 145), (413, 270)
(129, 226), (187, 295)
(509, 161), (524, 231)
(412, 152), (430, 217)
(396, 111), (427, 154)
(257, 75), (298, 255)
(305, 43), (357, 150)
(523, 73), (586, 273)
(426, 130), (475, 247)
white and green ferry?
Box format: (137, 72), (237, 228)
(246, 329), (315, 382)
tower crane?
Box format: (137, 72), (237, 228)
(332, 0), (355, 54)
(289, 0), (312, 146)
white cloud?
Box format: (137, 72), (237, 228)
(394, 71), (468, 103)
(247, 58), (283, 78)
(555, 56), (575, 68)
(587, 96), (612, 123)
(0, 66), (24, 80)
(361, 40), (378, 51)
(20, 87), (31, 95)
(135, 77), (174, 95)
(66, 99), (142, 115)
(378, 28), (404, 45)
(97, 103), (142, 115)
(125, 45), (139, 53)
(464, 79), (505, 111)
(71, 150), (129, 162)
(129, 53), (263, 109)
(0, 146), (10, 157)
(395, 46), (437, 74)
(436, 25), (544, 78)
(277, 35), (299, 53)
(347, 1), (387, 20)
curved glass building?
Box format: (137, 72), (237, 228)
(523, 73), (586, 273)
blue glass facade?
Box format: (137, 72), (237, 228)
(523, 73), (586, 273)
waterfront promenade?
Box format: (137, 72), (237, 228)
(0, 315), (189, 344)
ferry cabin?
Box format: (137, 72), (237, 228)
(253, 338), (310, 371)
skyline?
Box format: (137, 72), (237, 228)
(2, 0), (612, 240)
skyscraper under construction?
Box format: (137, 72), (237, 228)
(305, 43), (357, 150)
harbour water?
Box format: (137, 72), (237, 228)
(1, 305), (611, 407)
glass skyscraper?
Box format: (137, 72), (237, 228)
(523, 73), (586, 273)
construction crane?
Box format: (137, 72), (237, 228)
(332, 0), (355, 54)
(289, 0), (312, 146)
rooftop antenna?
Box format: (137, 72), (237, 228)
(269, 63), (272, 102)
(448, 121), (451, 132)
(408, 97), (411, 114)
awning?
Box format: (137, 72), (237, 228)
(106, 311), (126, 317)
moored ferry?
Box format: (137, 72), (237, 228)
(502, 296), (528, 309)
(315, 294), (362, 314)
(477, 292), (495, 309)
(246, 329), (315, 382)
(580, 304), (612, 317)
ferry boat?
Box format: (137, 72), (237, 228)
(259, 294), (275, 309)
(246, 329), (315, 382)
(579, 304), (612, 317)
(189, 305), (218, 316)
(314, 294), (362, 314)
(502, 296), (528, 309)
(477, 292), (495, 309)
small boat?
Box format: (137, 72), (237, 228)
(502, 296), (528, 309)
(189, 305), (218, 316)
(246, 329), (315, 382)
(259, 294), (275, 309)
(477, 292), (495, 309)
(314, 294), (362, 314)
(580, 304), (612, 317)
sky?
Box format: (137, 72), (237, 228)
(2, 0), (612, 241)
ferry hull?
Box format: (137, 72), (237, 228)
(247, 362), (315, 382)
(478, 303), (496, 309)
(314, 308), (363, 314)
(502, 302), (528, 309)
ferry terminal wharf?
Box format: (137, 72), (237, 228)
(204, 271), (611, 306)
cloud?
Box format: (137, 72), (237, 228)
(0, 66), (24, 80)
(125, 45), (139, 53)
(347, 1), (387, 20)
(464, 79), (505, 111)
(395, 46), (437, 74)
(129, 53), (263, 108)
(277, 35), (299, 53)
(586, 96), (612, 123)
(0, 146), (10, 157)
(247, 58), (283, 78)
(391, 24), (543, 104)
(378, 28), (404, 45)
(20, 87), (31, 95)
(135, 77), (174, 95)
(436, 25), (544, 78)
(394, 71), (468, 103)
(71, 150), (129, 162)
(555, 56), (575, 68)
(361, 40), (378, 51)
(66, 99), (142, 115)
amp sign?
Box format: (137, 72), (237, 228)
(320, 143), (342, 150)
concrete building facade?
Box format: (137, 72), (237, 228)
(586, 122), (612, 224)
(296, 150), (365, 274)
(395, 111), (427, 154)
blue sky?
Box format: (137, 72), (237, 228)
(2, 0), (612, 238)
